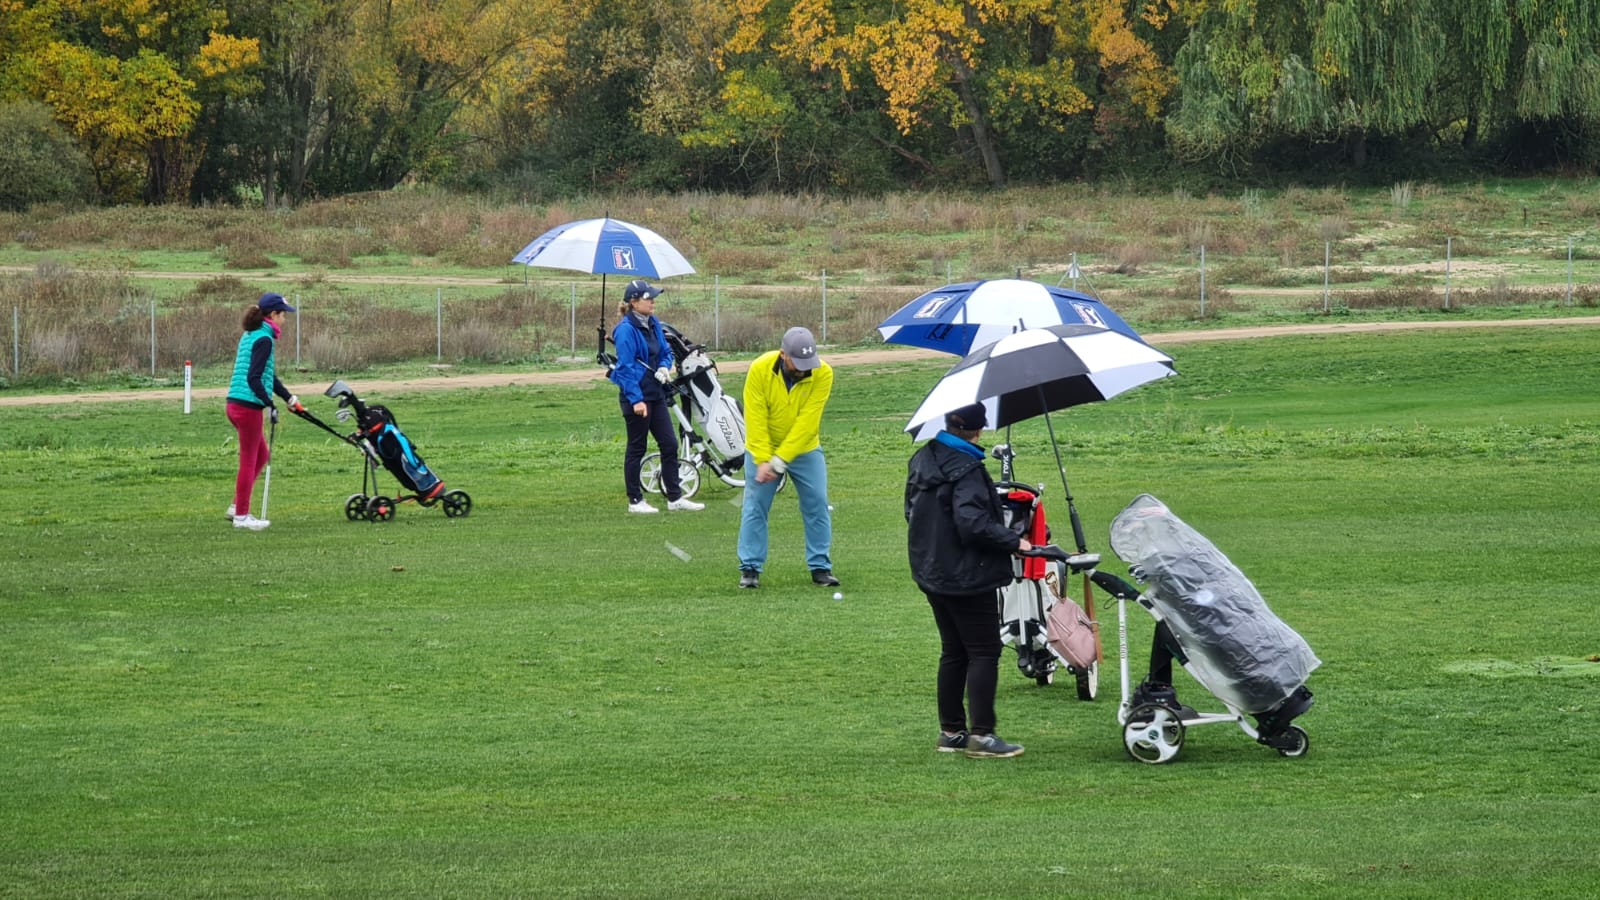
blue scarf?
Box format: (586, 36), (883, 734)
(934, 430), (985, 460)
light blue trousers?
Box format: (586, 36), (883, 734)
(737, 449), (832, 573)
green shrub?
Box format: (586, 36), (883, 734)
(0, 101), (93, 212)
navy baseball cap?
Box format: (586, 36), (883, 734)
(258, 292), (296, 313)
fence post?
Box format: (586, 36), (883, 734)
(1568, 238), (1575, 307)
(821, 269), (828, 343)
(184, 360), (192, 414)
(436, 288), (443, 360)
(1323, 242), (1331, 313)
(12, 306), (18, 375)
(149, 297), (156, 376)
(1444, 237), (1452, 310)
(714, 275), (720, 351)
(569, 283), (577, 355)
(1199, 245), (1207, 318)
(294, 297), (301, 367)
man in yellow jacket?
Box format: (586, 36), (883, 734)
(737, 326), (838, 590)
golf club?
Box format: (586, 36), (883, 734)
(260, 409), (277, 520)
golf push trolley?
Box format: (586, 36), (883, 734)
(292, 380), (472, 522)
(1075, 494), (1319, 765)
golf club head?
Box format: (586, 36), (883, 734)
(325, 379), (355, 406)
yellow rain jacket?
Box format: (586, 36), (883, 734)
(743, 350), (834, 471)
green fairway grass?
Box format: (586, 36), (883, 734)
(3, 326), (1598, 898)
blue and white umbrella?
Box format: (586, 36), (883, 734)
(877, 278), (1144, 356)
(904, 324), (1175, 441)
(511, 217), (695, 278)
(512, 217), (694, 365)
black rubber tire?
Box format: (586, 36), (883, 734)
(442, 490), (472, 518)
(1075, 661), (1099, 701)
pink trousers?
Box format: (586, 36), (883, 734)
(227, 401), (270, 516)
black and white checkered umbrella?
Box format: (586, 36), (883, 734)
(905, 323), (1175, 440)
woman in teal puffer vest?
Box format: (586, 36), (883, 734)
(225, 292), (304, 530)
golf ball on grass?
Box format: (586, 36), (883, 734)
(832, 592), (843, 600)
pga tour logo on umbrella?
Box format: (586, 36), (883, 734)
(611, 246), (638, 270)
(1071, 301), (1107, 330)
(912, 296), (956, 319)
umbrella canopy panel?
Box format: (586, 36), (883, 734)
(511, 217), (695, 278)
(877, 279), (1146, 356)
(905, 324), (1175, 440)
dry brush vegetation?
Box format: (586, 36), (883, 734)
(3, 181), (1599, 381)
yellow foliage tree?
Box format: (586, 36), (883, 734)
(718, 0), (1178, 187)
(2, 0), (258, 202)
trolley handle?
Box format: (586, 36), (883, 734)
(1089, 569), (1140, 601)
(1017, 544), (1101, 572)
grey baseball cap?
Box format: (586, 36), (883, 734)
(781, 326), (820, 370)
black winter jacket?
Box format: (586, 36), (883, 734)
(904, 438), (1021, 596)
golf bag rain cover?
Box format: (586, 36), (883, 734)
(364, 407), (441, 495)
(1109, 494), (1319, 714)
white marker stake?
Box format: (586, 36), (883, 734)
(665, 542), (692, 562)
(183, 360), (192, 414)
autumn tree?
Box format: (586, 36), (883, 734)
(2, 0), (260, 202)
(709, 1), (1178, 188)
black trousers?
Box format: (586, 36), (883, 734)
(621, 397), (681, 502)
(924, 589), (1003, 736)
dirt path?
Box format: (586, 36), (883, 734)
(3, 316), (1597, 408)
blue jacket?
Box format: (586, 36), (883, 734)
(608, 315), (675, 405)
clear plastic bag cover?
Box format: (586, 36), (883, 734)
(1109, 494), (1320, 714)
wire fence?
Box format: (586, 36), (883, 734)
(3, 239), (1597, 381)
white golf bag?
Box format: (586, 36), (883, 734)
(663, 324), (747, 488)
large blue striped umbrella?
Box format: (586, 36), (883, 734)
(877, 279), (1144, 356)
(511, 217), (695, 278)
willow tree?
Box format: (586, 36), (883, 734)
(1438, 0), (1600, 163)
(1168, 0), (1443, 165)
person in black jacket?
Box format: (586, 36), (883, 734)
(905, 402), (1032, 759)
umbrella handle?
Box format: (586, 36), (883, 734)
(1039, 404), (1090, 554)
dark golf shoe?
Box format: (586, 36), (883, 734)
(810, 569), (840, 587)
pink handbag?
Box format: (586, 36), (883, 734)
(1046, 597), (1098, 671)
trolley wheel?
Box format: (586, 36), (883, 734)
(1272, 725), (1310, 758)
(1123, 703), (1185, 765)
(1075, 660), (1099, 701)
(706, 447), (746, 489)
(640, 453), (700, 499)
(367, 496), (396, 522)
(345, 494), (370, 521)
(441, 490), (472, 518)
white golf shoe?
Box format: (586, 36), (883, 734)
(226, 503), (236, 518)
(627, 499), (659, 514)
(667, 497), (705, 511)
(232, 514), (270, 531)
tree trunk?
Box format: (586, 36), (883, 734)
(950, 58), (1006, 188)
(263, 145), (278, 209)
